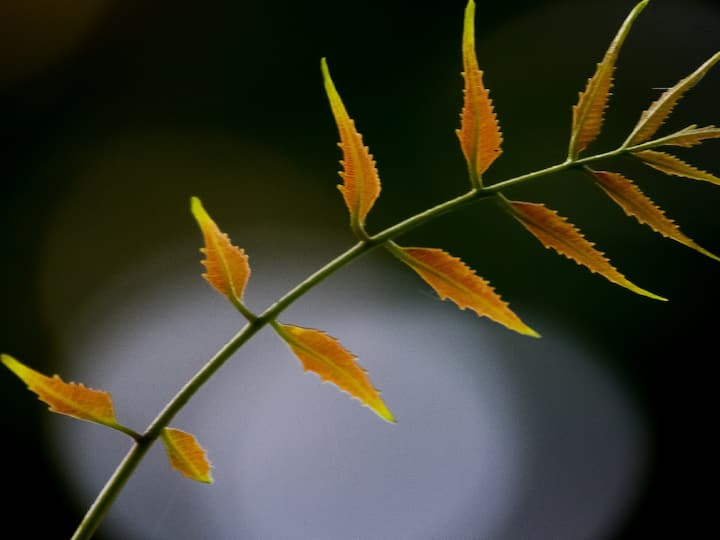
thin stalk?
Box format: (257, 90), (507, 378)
(70, 137), (664, 540)
(108, 423), (143, 440)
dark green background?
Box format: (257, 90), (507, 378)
(2, 0), (718, 538)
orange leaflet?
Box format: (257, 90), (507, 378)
(590, 170), (720, 262)
(2, 354), (119, 428)
(191, 197), (251, 306)
(456, 0), (502, 184)
(633, 150), (720, 185)
(389, 244), (539, 337)
(161, 428), (213, 484)
(321, 58), (381, 231)
(506, 200), (666, 301)
(569, 0), (648, 158)
(655, 125), (720, 149)
(626, 52), (720, 146)
(274, 324), (395, 423)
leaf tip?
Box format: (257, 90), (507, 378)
(648, 291), (668, 302)
(321, 57), (337, 99)
(524, 327), (542, 339)
(190, 196), (208, 225)
(627, 283), (667, 302)
(1, 353), (21, 374)
(629, 0), (650, 18)
(374, 401), (397, 424)
(464, 0), (476, 28)
(2, 354), (36, 383)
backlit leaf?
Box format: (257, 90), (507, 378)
(569, 0), (648, 158)
(627, 52), (720, 146)
(161, 428), (213, 484)
(456, 0), (502, 184)
(2, 354), (119, 429)
(191, 196), (251, 306)
(590, 169), (720, 262)
(388, 244), (539, 337)
(654, 125), (720, 148)
(506, 200), (666, 301)
(321, 58), (381, 231)
(274, 324), (395, 423)
(634, 150), (720, 185)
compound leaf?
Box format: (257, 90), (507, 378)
(274, 324), (395, 423)
(634, 150), (720, 185)
(161, 428), (213, 484)
(321, 58), (381, 231)
(506, 200), (666, 301)
(569, 0), (648, 158)
(2, 354), (120, 429)
(627, 52), (720, 146)
(388, 244), (539, 337)
(191, 196), (251, 307)
(456, 0), (502, 184)
(590, 170), (720, 262)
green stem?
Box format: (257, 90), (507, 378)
(70, 319), (264, 540)
(69, 440), (149, 540)
(70, 138), (658, 539)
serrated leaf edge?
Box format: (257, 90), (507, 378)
(456, 0), (503, 185)
(273, 323), (396, 423)
(505, 199), (666, 301)
(569, 0), (649, 158)
(627, 52), (720, 145)
(321, 58), (381, 234)
(387, 242), (539, 337)
(634, 150), (720, 185)
(190, 196), (251, 309)
(1, 353), (122, 430)
(161, 427), (213, 484)
(589, 169), (720, 262)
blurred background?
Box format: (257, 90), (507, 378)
(1, 0), (718, 538)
